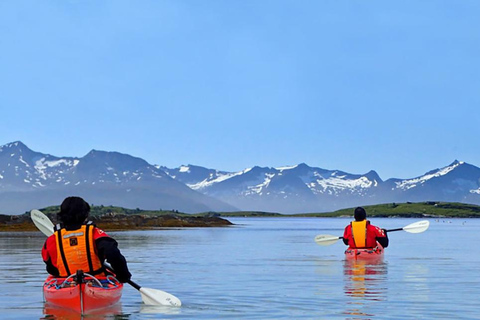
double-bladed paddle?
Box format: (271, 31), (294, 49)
(31, 209), (182, 307)
(314, 220), (430, 246)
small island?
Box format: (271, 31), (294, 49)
(0, 205), (233, 232)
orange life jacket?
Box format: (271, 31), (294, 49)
(54, 222), (104, 277)
(351, 220), (368, 248)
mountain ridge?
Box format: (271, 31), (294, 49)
(163, 160), (480, 213)
(1, 141), (479, 214)
(0, 141), (236, 214)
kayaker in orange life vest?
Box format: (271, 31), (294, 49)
(343, 207), (389, 249)
(41, 196), (132, 283)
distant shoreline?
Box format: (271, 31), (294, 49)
(1, 201), (479, 232)
(216, 201), (480, 219)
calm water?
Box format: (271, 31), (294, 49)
(0, 217), (478, 319)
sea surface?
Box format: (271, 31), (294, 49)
(0, 217), (478, 319)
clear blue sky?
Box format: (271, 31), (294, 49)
(1, 1), (479, 180)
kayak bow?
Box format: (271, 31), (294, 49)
(43, 271), (123, 314)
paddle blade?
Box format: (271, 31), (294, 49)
(139, 287), (182, 307)
(314, 234), (341, 246)
(31, 209), (54, 236)
(403, 220), (430, 233)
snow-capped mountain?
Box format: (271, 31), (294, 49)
(381, 160), (480, 204)
(1, 141), (480, 215)
(163, 161), (480, 213)
(0, 141), (236, 214)
(163, 163), (385, 213)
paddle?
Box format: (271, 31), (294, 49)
(314, 220), (430, 246)
(30, 209), (182, 307)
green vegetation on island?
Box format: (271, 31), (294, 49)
(214, 201), (480, 218)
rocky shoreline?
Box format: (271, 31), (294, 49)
(0, 212), (233, 232)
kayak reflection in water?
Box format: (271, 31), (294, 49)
(41, 196), (132, 283)
(343, 207), (389, 251)
(343, 258), (388, 299)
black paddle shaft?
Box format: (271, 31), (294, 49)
(386, 228), (403, 232)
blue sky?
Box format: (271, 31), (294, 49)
(0, 1), (479, 180)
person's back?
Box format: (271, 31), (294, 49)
(42, 196), (131, 282)
(343, 207), (388, 249)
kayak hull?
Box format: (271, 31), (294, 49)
(43, 274), (123, 314)
(345, 243), (384, 260)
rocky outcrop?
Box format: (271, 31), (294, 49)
(90, 213), (233, 229)
(0, 212), (233, 232)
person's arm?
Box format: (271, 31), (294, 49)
(375, 227), (389, 248)
(343, 226), (350, 246)
(95, 237), (132, 283)
(42, 237), (60, 276)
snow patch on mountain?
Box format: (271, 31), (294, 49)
(179, 165), (190, 173)
(395, 161), (464, 190)
(189, 172), (237, 190)
(276, 165), (298, 171)
(245, 173), (275, 196)
(188, 167), (253, 190)
(313, 176), (377, 194)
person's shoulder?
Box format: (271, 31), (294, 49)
(370, 224), (386, 236)
(45, 234), (56, 244)
(93, 227), (110, 239)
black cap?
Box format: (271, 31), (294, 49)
(57, 196), (91, 226)
(354, 207), (366, 221)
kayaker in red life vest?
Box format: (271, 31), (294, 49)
(343, 207), (389, 249)
(41, 196), (132, 283)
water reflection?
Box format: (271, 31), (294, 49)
(139, 304), (182, 315)
(343, 258), (388, 319)
(42, 302), (125, 319)
(343, 258), (388, 299)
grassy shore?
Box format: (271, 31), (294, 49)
(213, 201), (480, 218)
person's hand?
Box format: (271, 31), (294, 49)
(116, 274), (131, 283)
(382, 228), (388, 234)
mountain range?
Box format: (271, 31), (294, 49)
(1, 141), (480, 215)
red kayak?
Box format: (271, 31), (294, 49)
(43, 271), (123, 314)
(344, 243), (384, 260)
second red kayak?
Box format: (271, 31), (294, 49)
(43, 271), (123, 314)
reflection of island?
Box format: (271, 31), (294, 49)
(343, 258), (388, 318)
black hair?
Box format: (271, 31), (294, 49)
(57, 196), (91, 226)
(354, 207), (367, 221)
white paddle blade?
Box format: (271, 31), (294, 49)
(139, 287), (182, 307)
(31, 209), (54, 236)
(314, 234), (341, 246)
(403, 220), (430, 234)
